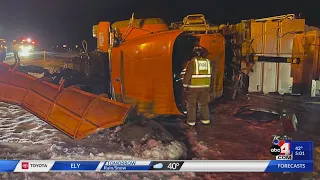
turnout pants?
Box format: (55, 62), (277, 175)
(13, 51), (20, 64)
(0, 53), (5, 62)
(186, 88), (210, 123)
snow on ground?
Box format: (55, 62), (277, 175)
(0, 101), (199, 179)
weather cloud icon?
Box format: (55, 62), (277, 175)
(153, 163), (163, 169)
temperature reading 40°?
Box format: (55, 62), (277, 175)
(168, 163), (180, 170)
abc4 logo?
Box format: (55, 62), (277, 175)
(270, 143), (290, 156)
(270, 141), (290, 156)
(270, 145), (281, 155)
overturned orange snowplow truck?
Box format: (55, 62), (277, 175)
(0, 14), (225, 139)
(94, 14), (225, 114)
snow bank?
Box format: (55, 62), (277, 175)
(0, 102), (197, 179)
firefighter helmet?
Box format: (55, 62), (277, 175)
(193, 45), (204, 56)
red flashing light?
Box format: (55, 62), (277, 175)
(32, 41), (35, 44)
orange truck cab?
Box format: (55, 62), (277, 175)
(92, 14), (226, 115)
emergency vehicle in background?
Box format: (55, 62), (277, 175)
(19, 37), (36, 56)
(0, 38), (7, 49)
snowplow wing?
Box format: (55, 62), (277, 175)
(0, 63), (132, 140)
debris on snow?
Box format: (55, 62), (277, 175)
(0, 101), (194, 179)
(182, 125), (211, 159)
(118, 119), (187, 160)
(147, 139), (160, 148)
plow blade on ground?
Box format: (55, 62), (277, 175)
(0, 63), (132, 140)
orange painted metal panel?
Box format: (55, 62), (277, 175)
(111, 30), (182, 115)
(84, 95), (130, 127)
(47, 86), (131, 139)
(0, 66), (36, 105)
(118, 24), (169, 41)
(0, 63), (132, 140)
(97, 22), (110, 52)
(22, 80), (62, 119)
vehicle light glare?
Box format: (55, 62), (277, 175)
(19, 45), (33, 56)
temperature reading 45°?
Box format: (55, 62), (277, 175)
(168, 163), (180, 170)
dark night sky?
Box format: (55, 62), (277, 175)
(0, 0), (319, 49)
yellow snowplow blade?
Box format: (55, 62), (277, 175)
(0, 63), (132, 140)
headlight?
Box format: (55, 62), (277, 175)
(20, 45), (32, 51)
(20, 45), (32, 56)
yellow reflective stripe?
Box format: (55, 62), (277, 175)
(183, 84), (210, 88)
(189, 85), (210, 88)
(195, 58), (199, 74)
(180, 68), (187, 75)
(192, 74), (211, 78)
(206, 59), (211, 74)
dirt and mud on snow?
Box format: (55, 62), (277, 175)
(179, 94), (320, 180)
(1, 56), (319, 180)
(0, 101), (193, 180)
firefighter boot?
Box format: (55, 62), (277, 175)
(201, 120), (210, 125)
(187, 122), (196, 126)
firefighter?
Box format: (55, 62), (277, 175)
(183, 46), (212, 126)
(12, 40), (20, 64)
(279, 110), (297, 137)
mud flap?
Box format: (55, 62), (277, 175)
(0, 63), (132, 140)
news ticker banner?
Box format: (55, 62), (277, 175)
(0, 160), (313, 172)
